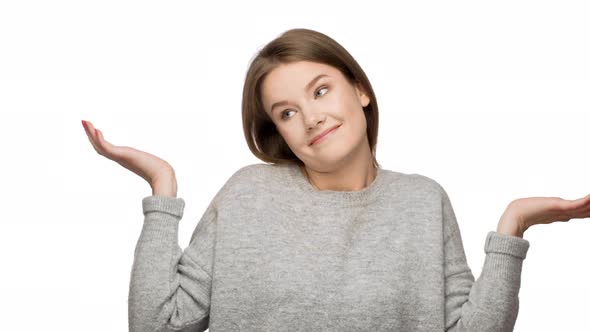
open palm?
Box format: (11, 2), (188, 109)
(81, 120), (176, 193)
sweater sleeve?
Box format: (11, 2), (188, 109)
(128, 195), (218, 332)
(441, 188), (530, 332)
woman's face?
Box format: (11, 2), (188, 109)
(260, 61), (371, 170)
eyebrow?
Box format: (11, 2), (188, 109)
(270, 74), (329, 113)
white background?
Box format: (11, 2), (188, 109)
(1, 0), (589, 331)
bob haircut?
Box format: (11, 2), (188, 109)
(242, 28), (381, 170)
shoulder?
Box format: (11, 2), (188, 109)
(210, 163), (279, 205)
(225, 163), (280, 185)
(387, 170), (447, 199)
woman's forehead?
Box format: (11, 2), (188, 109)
(270, 61), (339, 78)
(262, 62), (343, 98)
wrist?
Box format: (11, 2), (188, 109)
(151, 175), (177, 198)
(152, 187), (177, 197)
(497, 211), (527, 238)
(496, 221), (524, 238)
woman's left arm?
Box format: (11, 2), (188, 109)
(443, 189), (590, 332)
(440, 185), (531, 332)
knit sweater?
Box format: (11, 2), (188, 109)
(128, 162), (530, 332)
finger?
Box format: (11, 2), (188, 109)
(577, 195), (590, 211)
(82, 122), (101, 152)
(84, 121), (98, 142)
(570, 195), (590, 209)
(95, 128), (105, 146)
(575, 203), (590, 216)
(95, 129), (121, 157)
(86, 123), (107, 156)
(82, 120), (94, 140)
(86, 135), (100, 152)
(559, 196), (589, 210)
(95, 129), (115, 155)
(561, 199), (590, 219)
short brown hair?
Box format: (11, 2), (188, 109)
(242, 28), (381, 169)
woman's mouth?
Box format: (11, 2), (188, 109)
(310, 125), (340, 146)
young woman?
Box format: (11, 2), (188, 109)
(82, 28), (590, 332)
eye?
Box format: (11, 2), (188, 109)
(280, 86), (329, 121)
(316, 86), (328, 97)
(280, 109), (296, 121)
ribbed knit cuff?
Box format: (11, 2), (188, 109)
(484, 231), (530, 259)
(142, 195), (185, 218)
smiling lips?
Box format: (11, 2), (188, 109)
(310, 125), (340, 145)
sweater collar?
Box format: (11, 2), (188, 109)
(284, 163), (388, 207)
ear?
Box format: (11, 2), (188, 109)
(354, 81), (371, 108)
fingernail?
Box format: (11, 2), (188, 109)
(81, 120), (87, 129)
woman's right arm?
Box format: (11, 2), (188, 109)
(82, 120), (215, 331)
(129, 194), (215, 332)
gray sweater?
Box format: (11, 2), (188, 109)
(129, 162), (530, 332)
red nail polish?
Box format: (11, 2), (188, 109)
(81, 120), (87, 129)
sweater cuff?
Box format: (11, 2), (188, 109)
(484, 231), (530, 259)
(142, 195), (185, 218)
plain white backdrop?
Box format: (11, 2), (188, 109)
(1, 0), (588, 330)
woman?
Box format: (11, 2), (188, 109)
(82, 28), (590, 332)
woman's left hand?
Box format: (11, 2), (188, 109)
(503, 194), (590, 234)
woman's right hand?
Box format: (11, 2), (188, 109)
(82, 120), (178, 197)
